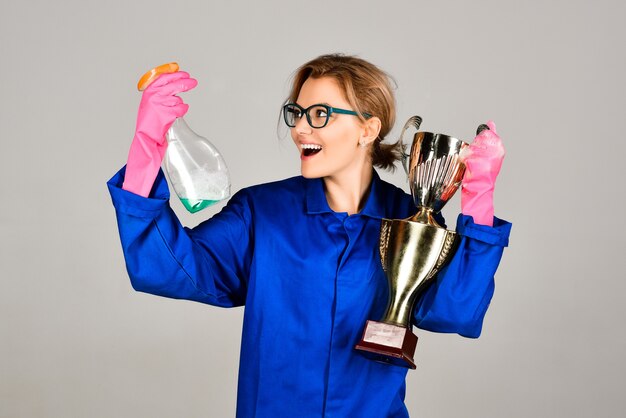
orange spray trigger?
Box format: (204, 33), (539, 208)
(137, 62), (180, 91)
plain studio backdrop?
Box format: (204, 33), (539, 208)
(1, 0), (624, 417)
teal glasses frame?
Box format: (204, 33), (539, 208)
(282, 103), (371, 129)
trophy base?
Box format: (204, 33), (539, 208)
(354, 320), (417, 369)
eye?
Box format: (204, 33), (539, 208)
(286, 106), (302, 118)
(312, 107), (328, 118)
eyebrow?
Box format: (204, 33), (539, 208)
(294, 102), (333, 108)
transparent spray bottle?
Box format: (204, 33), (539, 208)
(138, 63), (230, 213)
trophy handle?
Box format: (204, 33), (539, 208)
(399, 116), (423, 176)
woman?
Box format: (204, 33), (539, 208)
(108, 54), (511, 417)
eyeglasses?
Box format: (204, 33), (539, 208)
(282, 103), (371, 129)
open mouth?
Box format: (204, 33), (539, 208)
(302, 143), (322, 157)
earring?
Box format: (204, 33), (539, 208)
(359, 140), (367, 148)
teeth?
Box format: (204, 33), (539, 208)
(302, 144), (322, 150)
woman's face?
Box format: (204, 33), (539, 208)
(290, 76), (368, 179)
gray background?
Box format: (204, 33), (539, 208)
(1, 0), (624, 417)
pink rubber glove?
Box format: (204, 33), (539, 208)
(122, 71), (198, 197)
(460, 120), (505, 226)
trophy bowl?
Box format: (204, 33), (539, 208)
(407, 132), (468, 226)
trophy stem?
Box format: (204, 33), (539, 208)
(380, 287), (421, 328)
(409, 207), (442, 228)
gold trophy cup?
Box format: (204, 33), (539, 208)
(355, 116), (473, 369)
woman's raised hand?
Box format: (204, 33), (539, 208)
(122, 71), (198, 197)
(460, 120), (505, 226)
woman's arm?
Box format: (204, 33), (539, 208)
(413, 213), (512, 338)
(108, 166), (252, 307)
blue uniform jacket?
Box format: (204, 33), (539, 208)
(107, 166), (511, 418)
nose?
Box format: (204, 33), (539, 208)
(295, 115), (312, 135)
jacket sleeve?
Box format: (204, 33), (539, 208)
(413, 213), (512, 338)
(107, 166), (252, 307)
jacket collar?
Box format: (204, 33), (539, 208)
(305, 170), (386, 219)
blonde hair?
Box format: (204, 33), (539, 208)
(286, 53), (403, 170)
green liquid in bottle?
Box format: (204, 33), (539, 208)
(180, 198), (220, 213)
